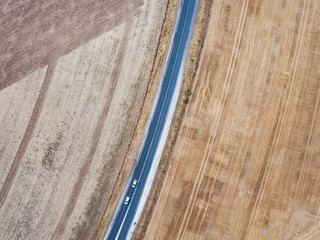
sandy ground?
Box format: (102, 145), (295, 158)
(145, 0), (320, 239)
(0, 0), (167, 239)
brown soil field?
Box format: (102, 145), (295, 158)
(145, 0), (320, 239)
(0, 0), (167, 239)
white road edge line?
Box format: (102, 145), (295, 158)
(126, 1), (196, 239)
(105, 2), (184, 238)
(116, 0), (188, 235)
(104, 0), (196, 238)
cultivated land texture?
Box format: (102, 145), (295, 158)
(145, 0), (320, 239)
(0, 0), (167, 239)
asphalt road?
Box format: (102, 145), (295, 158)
(105, 0), (197, 239)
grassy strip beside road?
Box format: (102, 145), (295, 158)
(133, 0), (213, 239)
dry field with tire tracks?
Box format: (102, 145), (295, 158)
(0, 0), (167, 239)
(145, 0), (320, 239)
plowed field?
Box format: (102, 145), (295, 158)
(0, 0), (167, 239)
(145, 0), (320, 239)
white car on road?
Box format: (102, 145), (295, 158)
(124, 196), (130, 205)
(132, 179), (138, 188)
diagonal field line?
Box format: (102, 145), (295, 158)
(110, 0), (195, 238)
(0, 60), (57, 210)
(52, 21), (133, 239)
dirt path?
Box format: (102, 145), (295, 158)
(0, 60), (57, 209)
(51, 21), (133, 239)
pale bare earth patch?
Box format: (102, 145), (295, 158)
(0, 68), (47, 184)
(145, 0), (320, 239)
(0, 0), (167, 239)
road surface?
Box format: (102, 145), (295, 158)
(105, 0), (198, 239)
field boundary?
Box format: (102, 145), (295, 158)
(133, 0), (213, 239)
(93, 0), (183, 238)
